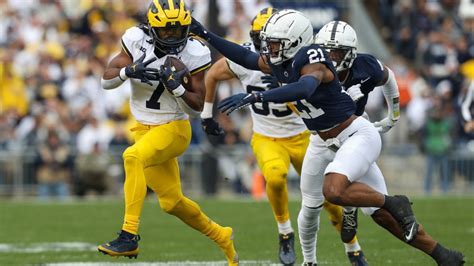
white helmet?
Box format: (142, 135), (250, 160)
(314, 20), (357, 72)
(260, 9), (314, 65)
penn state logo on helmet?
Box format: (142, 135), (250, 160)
(314, 21), (358, 72)
(147, 0), (191, 54)
(260, 9), (314, 65)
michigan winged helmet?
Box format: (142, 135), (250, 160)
(147, 0), (192, 54)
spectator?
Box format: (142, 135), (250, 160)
(421, 95), (454, 194)
(74, 142), (114, 197)
(35, 129), (72, 199)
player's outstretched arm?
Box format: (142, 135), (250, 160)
(190, 18), (270, 73)
(218, 63), (332, 114)
(373, 66), (400, 133)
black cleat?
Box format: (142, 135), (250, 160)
(98, 230), (140, 259)
(383, 195), (419, 242)
(302, 263), (317, 266)
(348, 250), (369, 266)
(279, 232), (296, 265)
(341, 208), (358, 243)
(438, 250), (465, 266)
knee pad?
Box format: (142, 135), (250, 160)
(159, 194), (183, 214)
(123, 146), (141, 161)
(263, 161), (288, 191)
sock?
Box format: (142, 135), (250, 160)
(278, 220), (293, 235)
(430, 243), (449, 264)
(298, 204), (322, 264)
(344, 238), (361, 253)
(122, 150), (147, 235)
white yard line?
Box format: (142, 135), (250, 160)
(47, 262), (277, 266)
(0, 242), (96, 253)
(0, 242), (278, 265)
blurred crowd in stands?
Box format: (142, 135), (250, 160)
(0, 0), (472, 198)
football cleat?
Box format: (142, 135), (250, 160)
(98, 230), (140, 259)
(341, 208), (358, 243)
(279, 232), (296, 265)
(217, 227), (239, 266)
(438, 249), (465, 266)
(302, 262), (317, 266)
(347, 250), (369, 266)
(383, 195), (419, 242)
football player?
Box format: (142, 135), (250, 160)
(315, 20), (465, 266)
(190, 9), (464, 265)
(201, 8), (367, 266)
(314, 20), (401, 246)
(97, 1), (238, 265)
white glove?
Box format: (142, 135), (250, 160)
(346, 84), (364, 102)
(373, 117), (398, 133)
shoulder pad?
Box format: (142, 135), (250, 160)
(123, 26), (146, 42)
(185, 37), (211, 57)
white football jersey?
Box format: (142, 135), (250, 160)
(121, 26), (211, 125)
(226, 42), (306, 138)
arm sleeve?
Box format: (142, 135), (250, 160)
(260, 75), (320, 103)
(461, 81), (473, 122)
(381, 67), (400, 120)
(207, 31), (260, 70)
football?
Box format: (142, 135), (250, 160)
(164, 56), (192, 90)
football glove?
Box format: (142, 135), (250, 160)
(261, 75), (280, 89)
(201, 118), (224, 136)
(346, 84), (364, 102)
(373, 117), (398, 133)
(124, 54), (160, 86)
(158, 59), (187, 97)
(189, 17), (210, 41)
(218, 92), (262, 115)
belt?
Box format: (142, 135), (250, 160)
(316, 115), (357, 141)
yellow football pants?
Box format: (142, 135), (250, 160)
(251, 131), (345, 233)
(121, 120), (225, 243)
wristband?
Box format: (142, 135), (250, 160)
(201, 102), (213, 119)
(172, 85), (186, 97)
(119, 68), (128, 81)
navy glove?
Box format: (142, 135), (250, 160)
(125, 53), (160, 86)
(218, 92), (262, 115)
(261, 75), (280, 89)
(189, 17), (210, 41)
(158, 59), (188, 97)
(201, 118), (224, 136)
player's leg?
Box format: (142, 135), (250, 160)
(251, 133), (294, 265)
(143, 120), (237, 265)
(146, 158), (238, 265)
(297, 135), (331, 265)
(354, 156), (463, 265)
(98, 123), (166, 258)
(291, 132), (366, 265)
(322, 117), (418, 242)
(372, 209), (464, 265)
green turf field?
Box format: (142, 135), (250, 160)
(0, 196), (472, 265)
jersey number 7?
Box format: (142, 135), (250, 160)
(146, 83), (166, 110)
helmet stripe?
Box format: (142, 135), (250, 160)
(330, 20), (339, 40)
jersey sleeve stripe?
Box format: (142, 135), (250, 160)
(121, 39), (133, 60)
(190, 62), (212, 75)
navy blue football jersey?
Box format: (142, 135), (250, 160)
(341, 53), (385, 116)
(269, 44), (356, 131)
